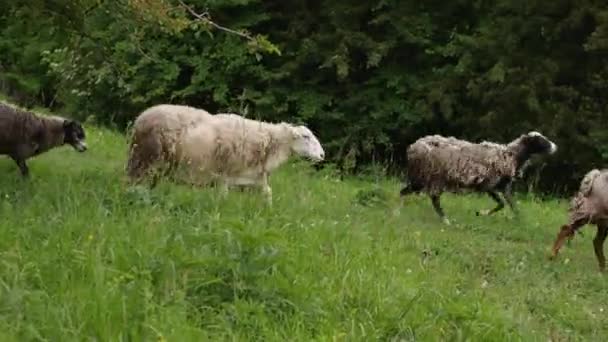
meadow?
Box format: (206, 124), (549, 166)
(0, 119), (606, 341)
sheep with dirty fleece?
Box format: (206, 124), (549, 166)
(550, 169), (608, 271)
(0, 102), (87, 177)
(126, 104), (325, 202)
(400, 131), (557, 224)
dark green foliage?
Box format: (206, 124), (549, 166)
(2, 0), (608, 194)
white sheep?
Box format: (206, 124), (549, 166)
(126, 104), (325, 202)
(400, 131), (557, 224)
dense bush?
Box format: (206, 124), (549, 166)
(2, 0), (608, 194)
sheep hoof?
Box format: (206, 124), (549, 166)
(476, 209), (491, 216)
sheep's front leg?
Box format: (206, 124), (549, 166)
(476, 191), (504, 216)
(219, 180), (230, 197)
(10, 156), (29, 178)
(503, 183), (519, 216)
(594, 224), (608, 271)
(430, 194), (450, 225)
(259, 172), (272, 205)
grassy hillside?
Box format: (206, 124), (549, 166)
(0, 119), (606, 341)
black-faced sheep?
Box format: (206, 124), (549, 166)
(400, 131), (557, 224)
(0, 103), (87, 177)
(126, 104), (325, 202)
(551, 169), (608, 271)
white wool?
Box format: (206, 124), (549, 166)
(177, 113), (295, 181)
(127, 105), (324, 202)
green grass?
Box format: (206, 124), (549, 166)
(0, 123), (606, 341)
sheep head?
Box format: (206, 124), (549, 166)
(289, 125), (325, 162)
(512, 131), (557, 156)
(63, 120), (88, 152)
(550, 224), (576, 260)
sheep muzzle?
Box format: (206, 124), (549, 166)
(550, 225), (576, 259)
(72, 140), (88, 152)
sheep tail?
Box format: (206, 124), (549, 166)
(126, 128), (163, 181)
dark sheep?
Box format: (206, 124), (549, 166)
(0, 103), (87, 177)
(400, 132), (557, 224)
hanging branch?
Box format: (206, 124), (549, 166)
(176, 0), (254, 41)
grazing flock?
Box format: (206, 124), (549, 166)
(1, 101), (607, 271)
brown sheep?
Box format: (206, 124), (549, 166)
(0, 103), (87, 177)
(551, 169), (608, 271)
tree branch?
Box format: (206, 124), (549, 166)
(176, 0), (254, 41)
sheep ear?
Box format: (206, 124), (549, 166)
(289, 126), (303, 138)
(63, 120), (73, 128)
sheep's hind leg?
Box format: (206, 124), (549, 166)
(476, 191), (504, 216)
(593, 224), (608, 272)
(399, 185), (413, 197)
(400, 181), (422, 198)
(430, 194), (450, 225)
(503, 183), (519, 216)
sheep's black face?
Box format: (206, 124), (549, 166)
(521, 132), (557, 155)
(63, 120), (87, 152)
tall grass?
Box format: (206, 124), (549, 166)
(0, 123), (605, 341)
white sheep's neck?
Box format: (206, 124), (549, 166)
(263, 123), (294, 172)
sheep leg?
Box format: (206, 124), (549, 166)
(400, 181), (422, 197)
(258, 173), (272, 205)
(10, 156), (29, 177)
(147, 168), (162, 189)
(263, 185), (272, 204)
(503, 184), (519, 215)
(219, 181), (230, 197)
(476, 191), (504, 216)
(399, 184), (415, 197)
(593, 224), (608, 271)
(430, 194), (450, 225)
